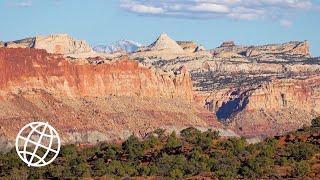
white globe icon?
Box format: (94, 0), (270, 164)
(15, 122), (61, 167)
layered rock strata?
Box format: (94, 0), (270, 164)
(0, 47), (232, 151)
(4, 34), (92, 54)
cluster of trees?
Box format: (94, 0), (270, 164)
(0, 118), (319, 179)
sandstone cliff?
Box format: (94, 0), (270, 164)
(198, 76), (320, 137)
(0, 48), (192, 100)
(0, 47), (232, 151)
(177, 41), (197, 53)
(4, 34), (92, 55)
(135, 38), (320, 138)
(246, 41), (310, 57)
(210, 41), (311, 59)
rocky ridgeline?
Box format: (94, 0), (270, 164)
(4, 34), (92, 55)
(127, 34), (320, 138)
(211, 40), (310, 60)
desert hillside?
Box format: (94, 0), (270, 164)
(0, 33), (319, 150)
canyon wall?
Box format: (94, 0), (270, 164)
(0, 48), (193, 100)
(200, 76), (320, 137)
(136, 34), (320, 138)
(0, 47), (228, 151)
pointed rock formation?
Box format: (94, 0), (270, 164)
(147, 33), (184, 52)
(131, 33), (211, 60)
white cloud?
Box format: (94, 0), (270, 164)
(131, 4), (164, 14)
(120, 0), (318, 20)
(121, 0), (164, 14)
(188, 3), (230, 13)
(280, 19), (293, 27)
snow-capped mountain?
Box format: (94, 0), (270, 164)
(93, 40), (142, 53)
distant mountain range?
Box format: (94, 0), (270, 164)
(93, 40), (142, 53)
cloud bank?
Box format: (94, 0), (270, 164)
(121, 0), (318, 21)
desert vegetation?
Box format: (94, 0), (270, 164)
(0, 117), (319, 179)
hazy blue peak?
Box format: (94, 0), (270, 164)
(93, 40), (142, 53)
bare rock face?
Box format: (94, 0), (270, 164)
(220, 41), (236, 47)
(0, 47), (230, 151)
(246, 41), (310, 57)
(0, 48), (192, 100)
(177, 41), (198, 53)
(211, 41), (310, 59)
(147, 33), (184, 52)
(4, 34), (92, 55)
(132, 33), (213, 60)
(194, 45), (206, 52)
(4, 37), (35, 48)
(202, 76), (320, 137)
(33, 34), (92, 54)
(137, 37), (320, 138)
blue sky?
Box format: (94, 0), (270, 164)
(1, 0), (320, 55)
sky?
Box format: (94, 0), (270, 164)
(1, 0), (320, 55)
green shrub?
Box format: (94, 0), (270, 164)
(287, 142), (316, 161)
(92, 158), (107, 177)
(106, 160), (125, 177)
(165, 131), (182, 149)
(157, 153), (187, 177)
(292, 161), (311, 177)
(122, 135), (143, 160)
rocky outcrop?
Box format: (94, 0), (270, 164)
(137, 37), (319, 138)
(147, 33), (184, 52)
(197, 76), (320, 137)
(210, 41), (311, 59)
(132, 33), (212, 60)
(194, 45), (206, 52)
(4, 34), (92, 55)
(246, 41), (310, 57)
(33, 34), (92, 54)
(0, 48), (192, 100)
(177, 41), (197, 53)
(220, 41), (236, 47)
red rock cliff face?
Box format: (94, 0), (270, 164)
(246, 77), (320, 113)
(0, 48), (193, 100)
(200, 76), (320, 137)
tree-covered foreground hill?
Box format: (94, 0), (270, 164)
(1, 118), (320, 179)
